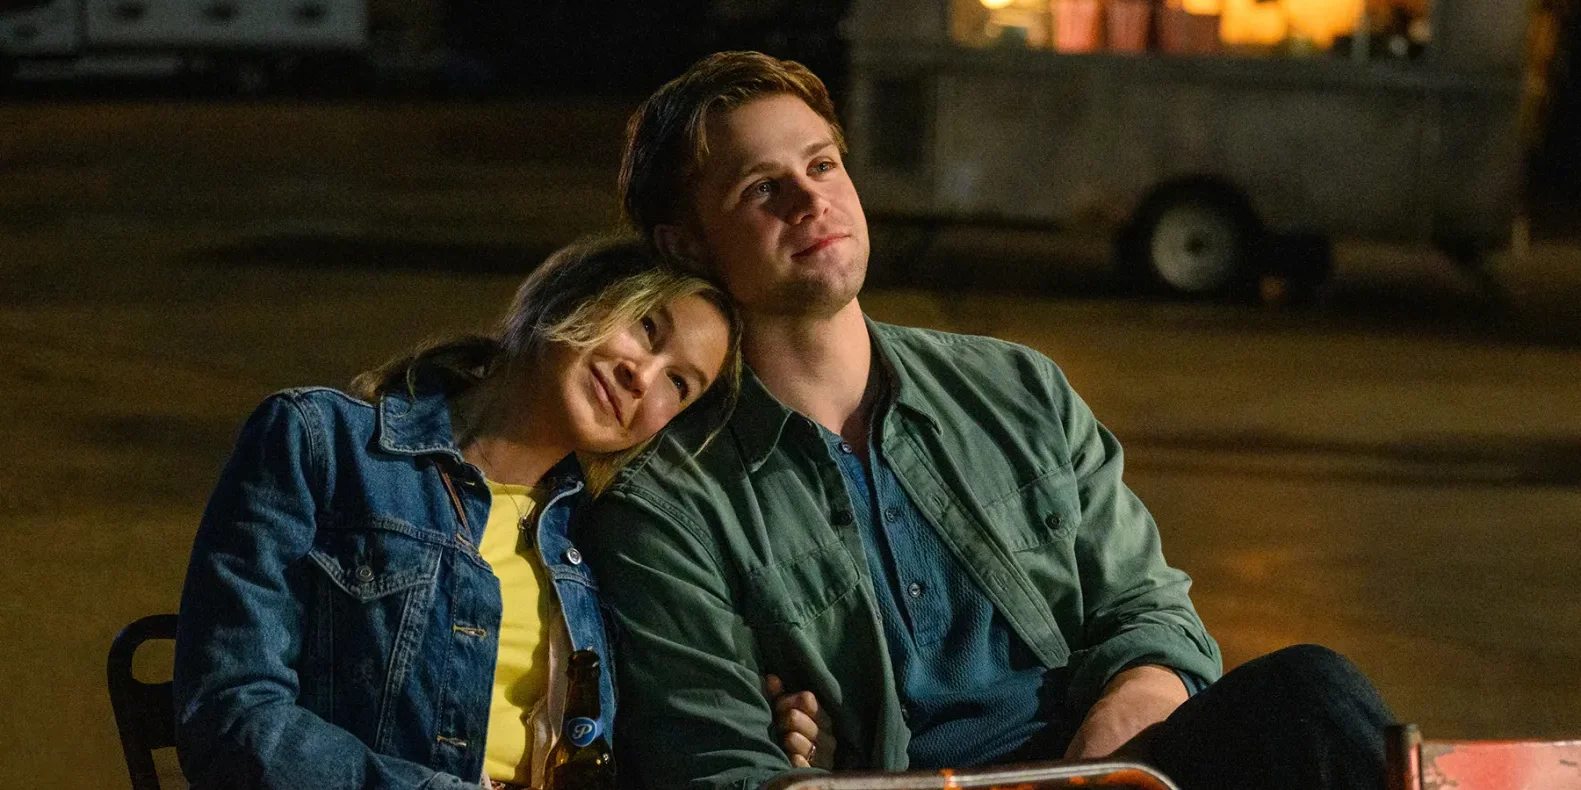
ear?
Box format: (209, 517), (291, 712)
(653, 223), (708, 275)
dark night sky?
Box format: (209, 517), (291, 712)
(439, 0), (851, 95)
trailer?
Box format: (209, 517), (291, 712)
(842, 0), (1530, 295)
(0, 0), (368, 92)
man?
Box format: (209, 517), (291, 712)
(585, 51), (1393, 790)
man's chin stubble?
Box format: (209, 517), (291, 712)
(761, 270), (864, 320)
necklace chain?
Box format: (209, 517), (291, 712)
(456, 384), (539, 536)
(479, 446), (532, 530)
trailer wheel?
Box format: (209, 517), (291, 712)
(1125, 188), (1261, 297)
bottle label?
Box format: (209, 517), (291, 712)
(566, 717), (601, 747)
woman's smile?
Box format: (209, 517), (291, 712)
(589, 364), (624, 425)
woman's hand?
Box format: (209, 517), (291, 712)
(764, 674), (836, 770)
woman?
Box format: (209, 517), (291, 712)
(173, 237), (823, 790)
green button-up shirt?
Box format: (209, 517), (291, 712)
(585, 321), (1222, 790)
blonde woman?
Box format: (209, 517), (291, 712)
(173, 237), (823, 790)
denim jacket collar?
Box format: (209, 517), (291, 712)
(374, 381), (584, 493)
(375, 384), (467, 463)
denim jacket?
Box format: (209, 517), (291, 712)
(174, 383), (616, 790)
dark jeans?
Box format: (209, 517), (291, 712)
(997, 644), (1393, 790)
(1129, 644), (1395, 790)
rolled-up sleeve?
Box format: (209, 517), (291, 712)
(1041, 361), (1223, 717)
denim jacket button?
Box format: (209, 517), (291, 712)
(564, 548), (583, 566)
(355, 565), (375, 583)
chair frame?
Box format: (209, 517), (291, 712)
(775, 759), (1180, 789)
(1388, 723), (1581, 790)
(107, 613), (180, 790)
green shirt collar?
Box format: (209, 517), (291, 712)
(730, 319), (941, 473)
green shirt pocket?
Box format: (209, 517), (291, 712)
(741, 538), (864, 629)
(979, 464), (1083, 553)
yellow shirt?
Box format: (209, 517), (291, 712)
(481, 480), (555, 785)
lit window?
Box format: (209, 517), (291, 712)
(949, 0), (1433, 60)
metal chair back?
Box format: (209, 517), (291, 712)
(107, 614), (180, 790)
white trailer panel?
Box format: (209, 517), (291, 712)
(1, 1), (82, 56)
(82, 0), (365, 50)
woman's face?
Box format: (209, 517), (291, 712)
(546, 293), (730, 454)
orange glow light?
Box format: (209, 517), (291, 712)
(1282, 0), (1363, 46)
(1220, 0), (1289, 45)
(1216, 0), (1363, 47)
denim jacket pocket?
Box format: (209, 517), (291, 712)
(309, 514), (444, 601)
(980, 464), (1083, 553)
(305, 513), (444, 747)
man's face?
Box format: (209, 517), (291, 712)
(669, 93), (870, 317)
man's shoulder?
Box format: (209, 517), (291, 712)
(870, 320), (1070, 401)
(596, 408), (748, 524)
(872, 320), (1055, 369)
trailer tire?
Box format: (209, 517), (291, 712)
(1123, 186), (1262, 297)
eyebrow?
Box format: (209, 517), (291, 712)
(731, 138), (838, 186)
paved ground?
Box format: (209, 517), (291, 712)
(2, 101), (1579, 788)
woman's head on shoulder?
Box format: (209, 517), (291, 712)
(351, 234), (741, 487)
(512, 235), (740, 455)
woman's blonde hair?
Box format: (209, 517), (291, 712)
(350, 235), (742, 495)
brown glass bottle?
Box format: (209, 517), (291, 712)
(543, 650), (616, 790)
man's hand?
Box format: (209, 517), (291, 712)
(1063, 664), (1188, 760)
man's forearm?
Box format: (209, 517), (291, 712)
(1063, 664), (1189, 760)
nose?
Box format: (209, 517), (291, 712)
(785, 176), (828, 224)
(614, 354), (662, 398)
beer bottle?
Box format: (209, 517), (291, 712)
(544, 650), (616, 790)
